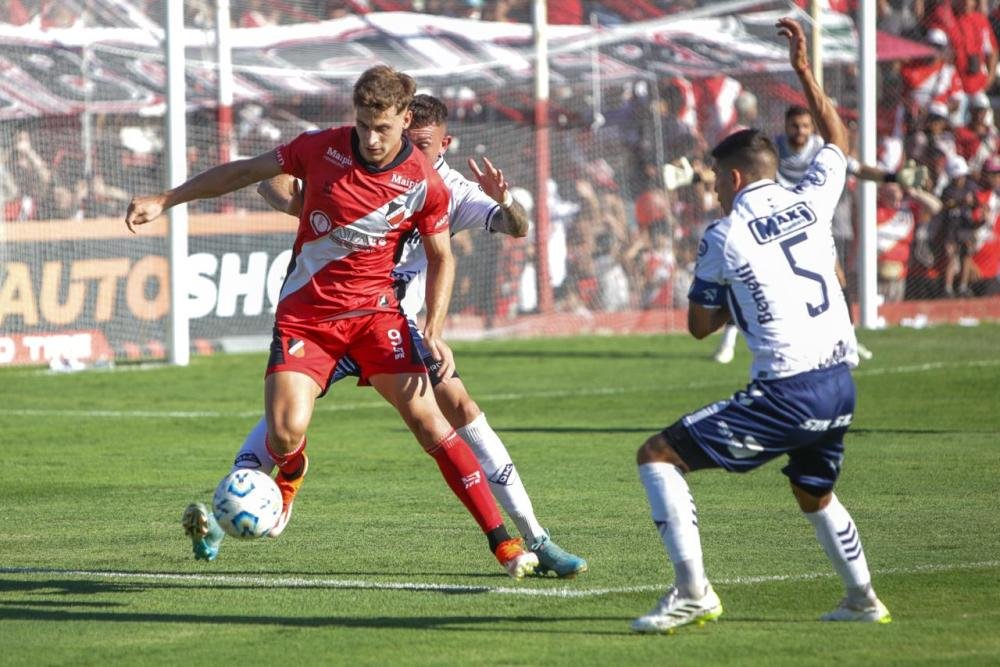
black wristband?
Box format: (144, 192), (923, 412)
(884, 171), (898, 183)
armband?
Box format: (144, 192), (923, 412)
(883, 172), (898, 183)
(500, 190), (514, 209)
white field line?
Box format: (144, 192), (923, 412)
(3, 358), (999, 421)
(1, 560), (997, 599)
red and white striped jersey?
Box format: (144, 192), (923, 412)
(274, 126), (450, 323)
(900, 60), (962, 108)
(876, 203), (917, 274)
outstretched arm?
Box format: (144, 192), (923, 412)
(468, 156), (529, 238)
(125, 150), (283, 232)
(778, 17), (849, 153)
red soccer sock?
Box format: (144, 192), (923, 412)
(427, 430), (504, 533)
(265, 434), (307, 479)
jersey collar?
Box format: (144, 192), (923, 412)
(350, 129), (414, 173)
(732, 178), (777, 211)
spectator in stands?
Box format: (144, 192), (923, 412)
(637, 224), (675, 309)
(593, 232), (631, 311)
(10, 130), (51, 221)
(955, 91), (998, 171)
(238, 0), (281, 27)
(325, 0), (356, 19)
(923, 100), (960, 159)
(876, 181), (944, 303)
(969, 154), (1000, 295)
(879, 0), (921, 37)
(487, 0), (530, 23)
(899, 28), (963, 121)
(0, 0), (31, 25)
(949, 0), (998, 103)
(938, 154), (983, 296)
(0, 152), (16, 221)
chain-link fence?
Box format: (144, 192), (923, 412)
(2, 1), (997, 366)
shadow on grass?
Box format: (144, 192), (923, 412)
(0, 604), (632, 634)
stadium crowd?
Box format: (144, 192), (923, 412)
(2, 0), (1000, 323)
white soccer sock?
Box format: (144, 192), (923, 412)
(804, 494), (875, 602)
(721, 324), (739, 349)
(457, 412), (546, 545)
(638, 462), (707, 599)
(231, 417), (276, 475)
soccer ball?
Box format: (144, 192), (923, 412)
(212, 469), (282, 539)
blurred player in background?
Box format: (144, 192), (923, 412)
(126, 66), (538, 579)
(631, 17), (891, 633)
(191, 94), (587, 577)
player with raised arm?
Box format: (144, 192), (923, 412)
(630, 18), (891, 633)
(187, 94), (586, 577)
(126, 66), (538, 579)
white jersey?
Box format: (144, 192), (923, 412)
(689, 143), (858, 380)
(393, 157), (501, 317)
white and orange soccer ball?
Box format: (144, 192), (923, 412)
(212, 469), (282, 539)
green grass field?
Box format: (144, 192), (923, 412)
(2, 325), (999, 666)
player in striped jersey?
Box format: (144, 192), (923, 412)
(223, 94), (586, 578)
(126, 66), (536, 579)
(631, 18), (891, 633)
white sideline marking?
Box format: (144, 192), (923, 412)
(2, 560), (997, 598)
(2, 358), (999, 420)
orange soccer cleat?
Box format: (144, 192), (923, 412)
(494, 537), (539, 580)
(268, 453), (308, 538)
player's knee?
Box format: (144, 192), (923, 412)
(444, 397), (480, 429)
(636, 433), (685, 468)
(268, 419), (308, 454)
(790, 482), (833, 513)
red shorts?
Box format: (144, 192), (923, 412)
(266, 311), (426, 391)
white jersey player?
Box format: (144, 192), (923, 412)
(393, 156), (512, 318)
(695, 141), (858, 380)
(200, 94), (587, 577)
(631, 18), (890, 634)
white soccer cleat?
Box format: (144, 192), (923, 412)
(713, 345), (735, 364)
(631, 585), (724, 633)
(821, 597), (891, 623)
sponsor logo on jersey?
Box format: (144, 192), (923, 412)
(275, 147), (285, 167)
(391, 172), (418, 190)
(329, 225), (388, 251)
(288, 338), (305, 357)
(803, 164), (827, 186)
(431, 213), (449, 232)
(324, 146), (352, 167)
(234, 452), (262, 469)
(461, 470), (481, 489)
(309, 210), (332, 235)
(735, 263), (774, 324)
(747, 203), (817, 244)
(385, 200), (408, 227)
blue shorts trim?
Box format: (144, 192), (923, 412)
(668, 363), (855, 494)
